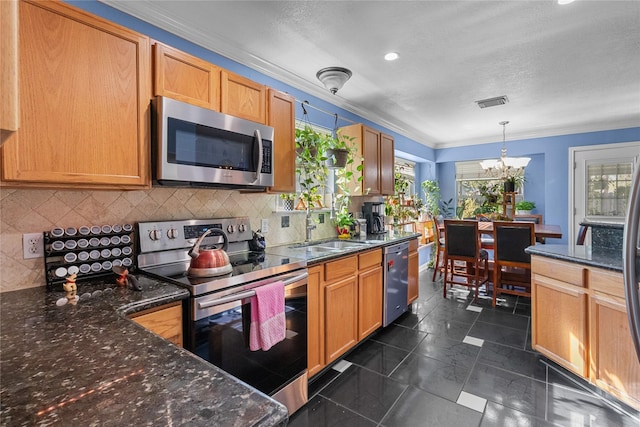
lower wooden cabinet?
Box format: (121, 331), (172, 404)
(358, 250), (383, 340)
(308, 248), (383, 377)
(307, 265), (324, 377)
(408, 238), (419, 304)
(129, 301), (183, 347)
(325, 274), (359, 364)
(589, 268), (640, 409)
(532, 271), (588, 377)
(531, 256), (640, 410)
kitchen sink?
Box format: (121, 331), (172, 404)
(302, 246), (340, 253)
(313, 241), (368, 249)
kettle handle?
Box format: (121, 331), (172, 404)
(188, 228), (229, 258)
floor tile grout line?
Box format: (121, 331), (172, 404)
(376, 384), (411, 427)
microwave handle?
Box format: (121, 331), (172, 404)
(254, 129), (263, 183)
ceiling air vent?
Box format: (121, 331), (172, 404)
(475, 96), (509, 108)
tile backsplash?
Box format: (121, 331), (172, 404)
(0, 187), (335, 293)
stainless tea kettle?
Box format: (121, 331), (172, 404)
(187, 228), (233, 277)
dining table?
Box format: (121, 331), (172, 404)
(437, 221), (563, 240)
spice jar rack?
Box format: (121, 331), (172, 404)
(44, 224), (136, 290)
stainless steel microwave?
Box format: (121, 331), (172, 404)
(152, 96), (274, 189)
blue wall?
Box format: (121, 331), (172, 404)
(436, 128), (640, 243)
(69, 1), (640, 244)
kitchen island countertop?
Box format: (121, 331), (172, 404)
(0, 276), (288, 426)
(525, 243), (623, 272)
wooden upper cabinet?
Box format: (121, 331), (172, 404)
(153, 42), (220, 111)
(0, 0), (19, 134)
(380, 133), (395, 195)
(221, 70), (266, 124)
(1, 0), (150, 188)
(267, 89), (296, 193)
(339, 123), (395, 196)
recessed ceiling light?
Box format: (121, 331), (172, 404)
(558, 0), (576, 4)
(384, 52), (399, 61)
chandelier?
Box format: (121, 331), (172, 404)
(479, 121), (530, 180)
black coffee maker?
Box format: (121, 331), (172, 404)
(362, 202), (386, 235)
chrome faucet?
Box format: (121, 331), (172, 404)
(305, 209), (316, 242)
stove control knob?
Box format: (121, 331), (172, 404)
(227, 224), (235, 234)
(167, 228), (178, 239)
(238, 224), (246, 233)
(149, 229), (161, 241)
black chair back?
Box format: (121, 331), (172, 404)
(494, 222), (535, 263)
(445, 221), (478, 258)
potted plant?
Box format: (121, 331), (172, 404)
(334, 208), (355, 238)
(279, 193), (296, 211)
(515, 200), (536, 214)
(295, 125), (329, 209)
(503, 174), (525, 193)
(325, 132), (355, 169)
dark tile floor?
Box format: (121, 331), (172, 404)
(288, 269), (640, 427)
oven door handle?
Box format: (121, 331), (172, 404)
(197, 272), (308, 309)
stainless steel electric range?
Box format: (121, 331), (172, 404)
(136, 217), (308, 415)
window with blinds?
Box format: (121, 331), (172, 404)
(586, 162), (633, 217)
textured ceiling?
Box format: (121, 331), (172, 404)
(102, 0), (640, 149)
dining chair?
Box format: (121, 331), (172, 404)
(492, 220), (536, 307)
(442, 219), (489, 303)
(432, 218), (445, 282)
(576, 224), (589, 245)
(514, 214), (545, 243)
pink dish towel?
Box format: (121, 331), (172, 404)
(249, 281), (286, 351)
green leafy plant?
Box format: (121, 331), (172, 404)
(295, 125), (329, 207)
(421, 179), (441, 217)
(515, 200), (536, 211)
(279, 193), (296, 201)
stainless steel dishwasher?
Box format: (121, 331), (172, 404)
(383, 241), (409, 326)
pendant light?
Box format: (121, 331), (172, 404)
(480, 121), (530, 179)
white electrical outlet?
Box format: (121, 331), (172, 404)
(261, 218), (269, 234)
(23, 233), (44, 259)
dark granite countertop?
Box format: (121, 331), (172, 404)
(0, 275), (288, 426)
(266, 232), (421, 265)
(525, 244), (623, 272)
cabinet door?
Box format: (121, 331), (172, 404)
(380, 133), (395, 195)
(408, 249), (419, 304)
(221, 70), (266, 124)
(1, 0), (18, 133)
(590, 292), (640, 409)
(362, 126), (381, 195)
(153, 42), (220, 111)
(324, 275), (358, 364)
(1, 1), (150, 188)
(358, 265), (383, 340)
(267, 89), (296, 193)
(532, 273), (588, 377)
(307, 265), (324, 377)
(130, 302), (183, 347)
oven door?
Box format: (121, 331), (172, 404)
(187, 271), (307, 398)
(154, 96), (274, 187)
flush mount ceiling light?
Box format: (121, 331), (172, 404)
(316, 67), (352, 95)
(558, 0), (576, 4)
(480, 121), (530, 179)
(384, 52), (399, 61)
(475, 95), (509, 109)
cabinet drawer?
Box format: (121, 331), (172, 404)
(531, 256), (585, 287)
(325, 255), (357, 282)
(589, 267), (624, 298)
(359, 249), (381, 271)
(130, 301), (183, 347)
